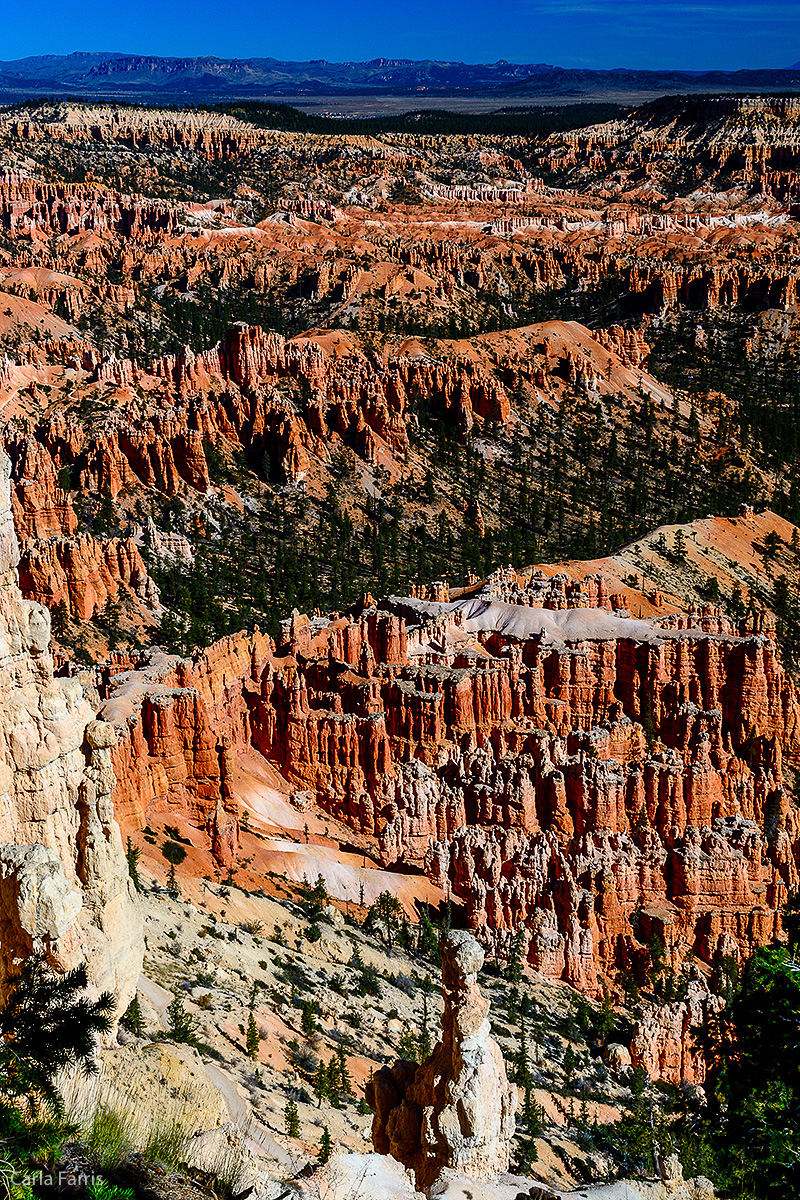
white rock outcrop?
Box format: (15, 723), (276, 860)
(367, 929), (517, 1189)
(0, 447), (142, 1007)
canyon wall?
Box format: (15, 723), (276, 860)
(99, 567), (800, 1075)
(0, 447), (142, 1006)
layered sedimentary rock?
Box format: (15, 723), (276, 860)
(97, 633), (276, 864)
(1, 320), (520, 521)
(100, 562), (800, 1062)
(17, 532), (159, 619)
(538, 95), (800, 197)
(631, 975), (725, 1084)
(366, 929), (516, 1189)
(0, 448), (142, 1006)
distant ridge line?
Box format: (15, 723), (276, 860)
(0, 51), (799, 102)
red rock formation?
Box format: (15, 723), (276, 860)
(537, 95), (800, 198)
(631, 975), (725, 1085)
(99, 631), (274, 863)
(98, 571), (800, 1018)
(17, 532), (159, 619)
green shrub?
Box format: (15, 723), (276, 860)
(142, 1111), (192, 1168)
(84, 1105), (134, 1169)
(86, 1182), (134, 1200)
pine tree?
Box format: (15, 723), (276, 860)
(417, 908), (438, 960)
(563, 1042), (576, 1085)
(507, 927), (526, 984)
(126, 844), (142, 892)
(313, 1060), (329, 1107)
(318, 1125), (332, 1164)
(162, 840), (186, 895)
(166, 991), (198, 1045)
(511, 1133), (539, 1176)
(673, 528), (687, 562)
(125, 838), (141, 892)
(372, 891), (403, 951)
(246, 1010), (259, 1059)
(0, 954), (114, 1120)
(399, 917), (413, 953)
(51, 599), (70, 639)
(597, 989), (615, 1046)
(523, 1089), (541, 1139)
(285, 1098), (300, 1137)
(301, 1000), (318, 1039)
(337, 1044), (352, 1096)
(121, 994), (145, 1037)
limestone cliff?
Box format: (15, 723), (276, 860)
(0, 447), (142, 1007)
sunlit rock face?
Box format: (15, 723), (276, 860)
(0, 447), (142, 1009)
(367, 929), (517, 1189)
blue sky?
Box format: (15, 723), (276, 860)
(1, 0), (797, 70)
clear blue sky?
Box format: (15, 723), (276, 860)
(1, 0), (797, 70)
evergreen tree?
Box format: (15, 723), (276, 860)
(337, 1044), (352, 1096)
(647, 933), (667, 995)
(597, 989), (615, 1046)
(313, 1060), (329, 1107)
(305, 874), (329, 919)
(125, 837), (142, 892)
(0, 954), (114, 1120)
(417, 908), (439, 960)
(246, 1010), (260, 1059)
(563, 1042), (576, 1086)
(301, 1000), (318, 1039)
(327, 1054), (341, 1095)
(783, 891), (800, 955)
(399, 917), (414, 953)
(51, 600), (70, 639)
(398, 1026), (419, 1063)
(121, 994), (145, 1037)
(162, 840), (186, 895)
(318, 1125), (332, 1164)
(285, 1098), (300, 1138)
(522, 1089), (542, 1140)
(166, 991), (198, 1046)
(511, 1132), (539, 1176)
(699, 946), (800, 1195)
(371, 891), (403, 952)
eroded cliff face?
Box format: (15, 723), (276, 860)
(99, 561), (800, 1080)
(0, 447), (142, 1007)
(538, 95), (800, 198)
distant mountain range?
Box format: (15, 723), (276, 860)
(0, 52), (798, 101)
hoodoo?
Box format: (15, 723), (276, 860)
(367, 929), (517, 1189)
